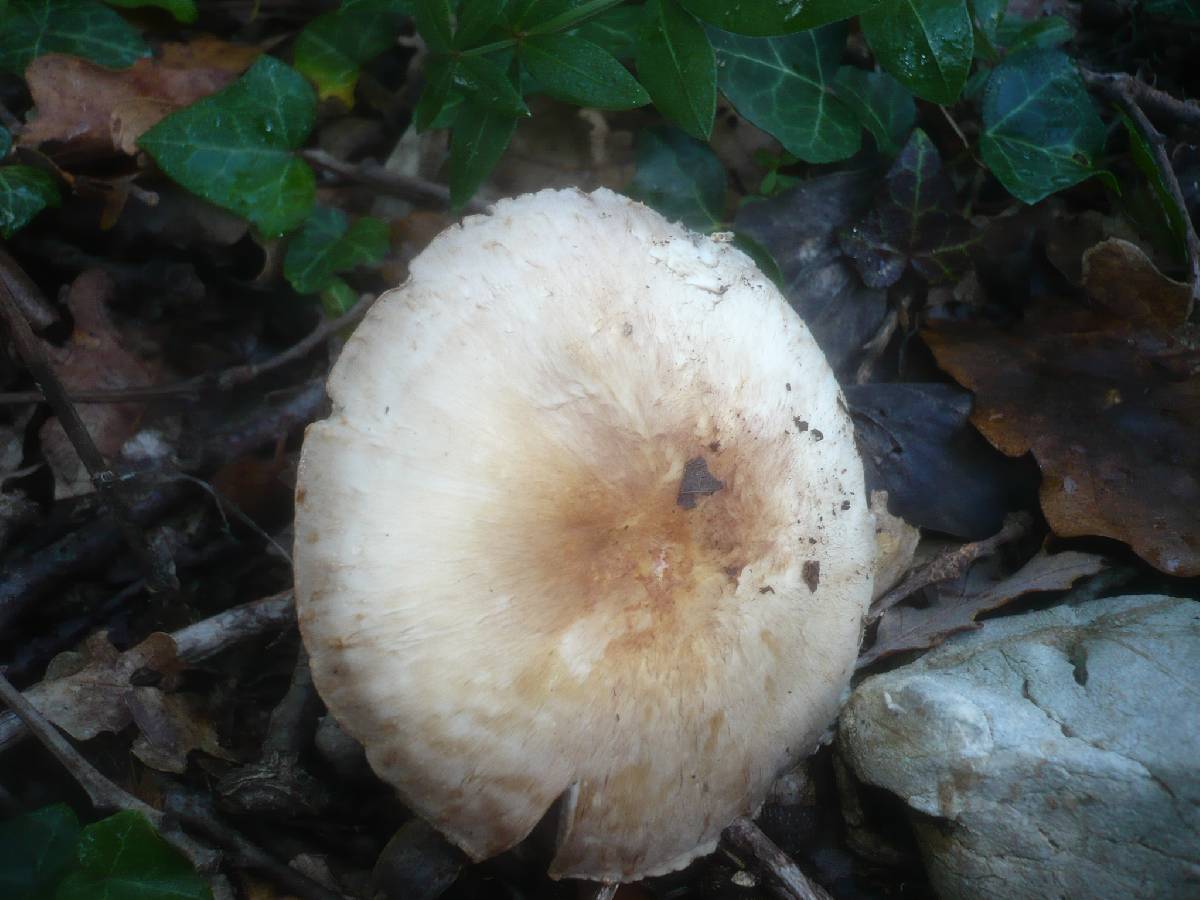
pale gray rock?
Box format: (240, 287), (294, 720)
(840, 595), (1200, 899)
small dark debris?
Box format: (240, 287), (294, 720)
(677, 456), (725, 509)
(708, 440), (721, 452)
(841, 500), (851, 510)
(802, 561), (820, 592)
(785, 383), (792, 391)
(759, 586), (775, 594)
(794, 418), (808, 433)
(811, 429), (824, 441)
(622, 322), (633, 336)
(724, 564), (743, 581)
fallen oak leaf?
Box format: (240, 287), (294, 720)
(924, 239), (1200, 575)
(129, 689), (236, 774)
(859, 549), (1107, 667)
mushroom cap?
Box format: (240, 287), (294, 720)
(294, 188), (874, 882)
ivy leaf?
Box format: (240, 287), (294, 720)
(295, 0), (409, 105)
(0, 0), (149, 74)
(455, 55), (529, 116)
(997, 14), (1072, 50)
(861, 0), (973, 105)
(0, 165), (61, 238)
(710, 23), (860, 164)
(104, 0), (197, 23)
(284, 207), (388, 295)
(970, 0), (1007, 44)
(139, 56), (317, 237)
(980, 48), (1106, 204)
(680, 0), (881, 35)
(449, 100), (518, 209)
(55, 811), (211, 900)
(839, 129), (977, 287)
(0, 804), (81, 900)
(520, 33), (649, 109)
(1141, 0), (1200, 18)
(832, 67), (916, 155)
(572, 4), (643, 59)
(320, 279), (360, 317)
(628, 125), (725, 231)
(637, 0), (716, 140)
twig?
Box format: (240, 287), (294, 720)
(855, 308), (899, 385)
(0, 248), (56, 328)
(0, 592), (295, 752)
(723, 817), (834, 900)
(164, 789), (343, 900)
(0, 668), (218, 871)
(0, 379), (324, 628)
(0, 295), (372, 406)
(0, 250), (178, 593)
(302, 148), (488, 214)
(261, 648), (317, 756)
(1080, 68), (1200, 317)
(867, 511), (1033, 624)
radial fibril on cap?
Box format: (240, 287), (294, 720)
(293, 187), (875, 882)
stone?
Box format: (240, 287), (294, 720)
(839, 595), (1200, 899)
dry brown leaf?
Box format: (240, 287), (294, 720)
(859, 549), (1107, 667)
(38, 269), (156, 497)
(27, 631), (180, 740)
(870, 490), (920, 601)
(129, 689), (235, 773)
(924, 239), (1200, 576)
(21, 39), (258, 163)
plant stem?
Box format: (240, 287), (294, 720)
(460, 0), (628, 56)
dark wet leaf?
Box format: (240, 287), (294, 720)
(832, 66), (916, 156)
(923, 239), (1200, 575)
(571, 4), (642, 59)
(681, 0), (881, 36)
(0, 166), (60, 238)
(839, 129), (977, 288)
(628, 125), (725, 231)
(980, 48), (1107, 204)
(0, 0), (149, 74)
(710, 23), (861, 164)
(294, 0), (410, 105)
(845, 382), (1031, 539)
(0, 804), (80, 900)
(860, 0), (973, 105)
(138, 56), (317, 237)
(449, 100), (518, 209)
(284, 207), (388, 295)
(637, 0), (716, 140)
(519, 33), (649, 109)
(56, 811), (211, 900)
(104, 0), (197, 24)
(734, 170), (886, 376)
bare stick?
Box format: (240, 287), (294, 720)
(302, 148), (488, 214)
(0, 668), (218, 870)
(0, 252), (178, 593)
(1080, 68), (1200, 317)
(0, 294), (372, 406)
(0, 592), (295, 752)
(867, 511), (1033, 624)
(1079, 68), (1200, 131)
(724, 817), (834, 900)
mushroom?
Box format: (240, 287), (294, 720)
(293, 188), (875, 883)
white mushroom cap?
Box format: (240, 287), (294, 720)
(293, 188), (874, 882)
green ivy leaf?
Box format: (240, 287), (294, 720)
(284, 207), (388, 294)
(628, 125), (725, 231)
(980, 48), (1106, 204)
(997, 14), (1072, 50)
(732, 230), (784, 288)
(449, 100), (518, 209)
(861, 0), (973, 105)
(710, 23), (860, 164)
(456, 55), (529, 115)
(680, 0), (881, 35)
(970, 0), (1007, 44)
(0, 804), (81, 900)
(839, 128), (977, 287)
(571, 4), (643, 59)
(320, 278), (359, 316)
(0, 0), (149, 74)
(139, 56), (317, 237)
(832, 67), (916, 155)
(1123, 114), (1189, 260)
(104, 0), (197, 23)
(55, 811), (210, 900)
(0, 124), (11, 158)
(0, 165), (61, 238)
(294, 0), (409, 105)
(637, 0), (715, 140)
(1142, 0), (1200, 19)
(520, 33), (649, 109)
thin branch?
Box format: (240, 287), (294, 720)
(1080, 68), (1200, 318)
(723, 817), (834, 900)
(0, 250), (178, 593)
(301, 148), (488, 214)
(0, 294), (372, 406)
(867, 511), (1033, 624)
